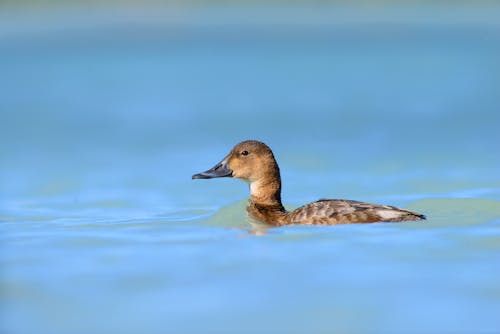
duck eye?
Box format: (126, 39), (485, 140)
(241, 150), (249, 156)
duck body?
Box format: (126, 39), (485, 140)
(193, 140), (425, 226)
(248, 199), (425, 226)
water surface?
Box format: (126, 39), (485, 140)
(1, 4), (500, 334)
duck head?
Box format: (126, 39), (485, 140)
(192, 140), (279, 183)
(192, 140), (284, 208)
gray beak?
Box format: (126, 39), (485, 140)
(192, 159), (233, 179)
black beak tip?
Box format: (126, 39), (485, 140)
(192, 173), (206, 179)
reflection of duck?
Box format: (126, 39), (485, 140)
(192, 140), (426, 226)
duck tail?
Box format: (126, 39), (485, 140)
(392, 210), (426, 222)
(375, 206), (426, 222)
(406, 212), (426, 221)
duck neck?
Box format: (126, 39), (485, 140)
(249, 176), (285, 212)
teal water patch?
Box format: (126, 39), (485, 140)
(199, 199), (249, 228)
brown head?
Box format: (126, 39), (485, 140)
(192, 140), (284, 207)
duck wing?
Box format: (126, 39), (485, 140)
(290, 199), (425, 225)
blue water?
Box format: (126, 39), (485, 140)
(1, 4), (500, 334)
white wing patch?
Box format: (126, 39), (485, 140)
(377, 209), (405, 220)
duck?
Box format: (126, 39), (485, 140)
(192, 140), (425, 226)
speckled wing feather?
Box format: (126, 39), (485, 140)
(289, 199), (425, 225)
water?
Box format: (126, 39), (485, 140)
(1, 4), (500, 334)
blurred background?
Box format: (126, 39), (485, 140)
(1, 1), (500, 334)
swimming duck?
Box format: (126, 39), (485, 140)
(192, 140), (425, 226)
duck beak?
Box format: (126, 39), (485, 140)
(192, 158), (233, 179)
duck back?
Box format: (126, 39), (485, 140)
(290, 199), (425, 225)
